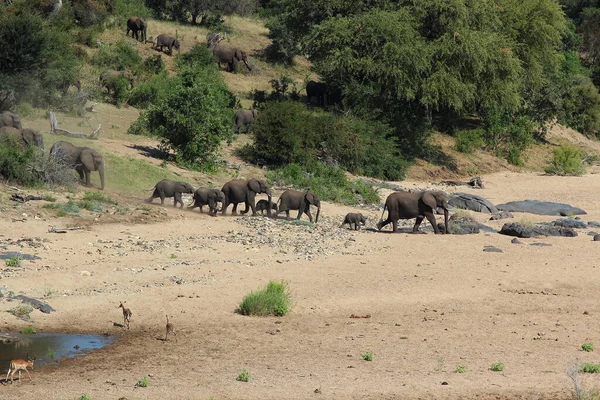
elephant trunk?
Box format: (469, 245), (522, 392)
(315, 201), (321, 223)
(266, 190), (272, 217)
(243, 59), (252, 71)
(443, 199), (449, 234)
(98, 164), (105, 191)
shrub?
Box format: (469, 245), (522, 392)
(238, 281), (291, 317)
(0, 138), (43, 186)
(249, 101), (408, 180)
(128, 71), (171, 109)
(8, 302), (34, 320)
(92, 40), (142, 71)
(20, 326), (36, 334)
(361, 352), (373, 361)
(236, 368), (251, 382)
(102, 75), (131, 106)
(489, 361), (504, 372)
(267, 162), (380, 205)
(136, 376), (149, 387)
(138, 45), (235, 169)
(581, 363), (600, 373)
(545, 144), (585, 176)
(454, 364), (467, 373)
(483, 112), (534, 166)
(454, 129), (484, 154)
(5, 256), (23, 268)
(582, 343), (594, 352)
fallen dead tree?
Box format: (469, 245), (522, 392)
(49, 111), (101, 139)
(48, 226), (86, 233)
(11, 194), (44, 203)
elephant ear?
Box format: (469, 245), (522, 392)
(234, 49), (243, 60)
(305, 192), (314, 204)
(421, 191), (437, 212)
(247, 179), (260, 193)
(80, 149), (96, 171)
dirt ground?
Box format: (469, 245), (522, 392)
(1, 168), (600, 400)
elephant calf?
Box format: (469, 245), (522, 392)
(235, 109), (258, 134)
(0, 111), (22, 129)
(0, 127), (43, 149)
(276, 189), (321, 223)
(147, 179), (195, 208)
(188, 188), (225, 216)
(50, 141), (104, 190)
(341, 213), (367, 230)
(154, 34), (180, 55)
(256, 199), (277, 215)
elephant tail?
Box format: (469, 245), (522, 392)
(379, 204), (387, 221)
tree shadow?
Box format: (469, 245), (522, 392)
(421, 144), (459, 173)
(127, 144), (169, 161)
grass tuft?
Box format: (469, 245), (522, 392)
(582, 343), (594, 352)
(581, 363), (600, 373)
(136, 376), (149, 387)
(20, 326), (36, 334)
(238, 281), (291, 317)
(361, 352), (373, 361)
(454, 364), (467, 373)
(7, 302), (33, 320)
(236, 368), (251, 382)
(5, 256), (23, 268)
(489, 361), (504, 372)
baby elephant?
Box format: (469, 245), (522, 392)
(188, 188), (225, 216)
(256, 199), (277, 215)
(147, 179), (194, 208)
(341, 213), (367, 230)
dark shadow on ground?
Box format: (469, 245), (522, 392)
(127, 144), (168, 161)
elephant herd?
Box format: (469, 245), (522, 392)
(0, 110), (105, 190)
(146, 178), (452, 234)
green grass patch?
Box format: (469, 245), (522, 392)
(20, 326), (36, 334)
(75, 395), (91, 400)
(103, 153), (181, 195)
(5, 256), (23, 268)
(236, 368), (251, 382)
(489, 361), (504, 372)
(82, 191), (118, 205)
(545, 144), (586, 176)
(238, 281), (291, 317)
(583, 343), (595, 352)
(361, 352), (373, 361)
(8, 302), (33, 320)
(454, 129), (484, 154)
(267, 162), (380, 206)
(581, 363), (600, 373)
(43, 194), (57, 202)
(454, 364), (467, 373)
(136, 376), (149, 387)
(47, 347), (55, 359)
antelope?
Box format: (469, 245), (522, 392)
(165, 315), (176, 341)
(119, 301), (132, 330)
(5, 354), (35, 384)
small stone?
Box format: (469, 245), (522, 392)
(594, 234), (600, 242)
(511, 238), (522, 244)
(483, 245), (503, 253)
(441, 381), (449, 386)
(79, 271), (91, 276)
(530, 242), (552, 247)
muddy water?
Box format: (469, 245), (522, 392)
(0, 333), (113, 369)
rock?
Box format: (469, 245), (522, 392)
(483, 245), (503, 253)
(490, 211), (514, 220)
(552, 218), (587, 229)
(79, 270), (91, 276)
(14, 295), (55, 313)
(511, 238), (523, 244)
(496, 200), (586, 216)
(499, 222), (578, 238)
(531, 243), (552, 247)
(587, 232), (598, 236)
(594, 234), (600, 242)
(588, 221), (600, 228)
(448, 193), (498, 214)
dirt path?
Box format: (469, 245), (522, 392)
(0, 170), (599, 399)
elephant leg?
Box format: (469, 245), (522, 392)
(304, 205), (313, 222)
(160, 194), (165, 205)
(424, 211), (439, 234)
(232, 203), (238, 215)
(240, 201), (250, 214)
(84, 170), (91, 186)
(76, 168), (84, 183)
(413, 215), (425, 233)
(174, 192), (184, 208)
(221, 200), (230, 215)
(286, 210), (290, 220)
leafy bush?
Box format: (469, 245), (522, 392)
(5, 256), (23, 268)
(267, 162), (380, 205)
(135, 45), (235, 169)
(248, 101), (409, 180)
(0, 138), (43, 186)
(581, 363), (600, 373)
(361, 352), (373, 361)
(92, 40), (142, 71)
(483, 113), (534, 166)
(545, 144), (585, 176)
(489, 361), (504, 372)
(454, 129), (484, 154)
(20, 326), (36, 334)
(238, 281), (291, 317)
(128, 71), (171, 109)
(582, 343), (594, 352)
(236, 368), (251, 382)
(143, 54), (166, 75)
(559, 79), (600, 137)
(102, 75), (131, 106)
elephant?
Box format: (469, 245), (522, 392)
(256, 199), (277, 215)
(0, 111), (22, 129)
(0, 127), (44, 149)
(221, 178), (272, 216)
(276, 189), (321, 223)
(234, 109), (258, 134)
(376, 191), (449, 234)
(147, 179), (195, 208)
(306, 80), (341, 106)
(188, 188), (225, 216)
(154, 34), (180, 55)
(50, 140), (105, 190)
(341, 213), (367, 230)
(126, 16), (147, 42)
(208, 33), (251, 73)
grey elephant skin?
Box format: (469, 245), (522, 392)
(100, 70), (135, 91)
(377, 191), (449, 234)
(256, 199), (277, 215)
(0, 126), (43, 149)
(154, 34), (180, 55)
(0, 111), (22, 129)
(208, 36), (251, 72)
(235, 109), (258, 134)
(276, 190), (321, 223)
(50, 140), (105, 190)
(126, 16), (147, 42)
(221, 178), (272, 216)
(341, 213), (367, 230)
(188, 188), (225, 216)
(147, 179), (194, 208)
